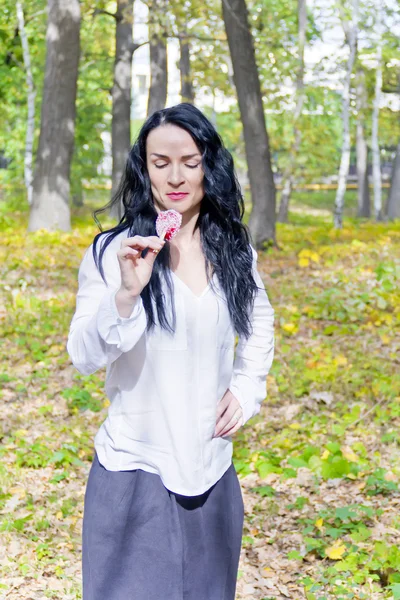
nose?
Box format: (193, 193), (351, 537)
(168, 163), (185, 187)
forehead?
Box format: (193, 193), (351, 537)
(146, 124), (200, 157)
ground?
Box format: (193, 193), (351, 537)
(0, 193), (399, 599)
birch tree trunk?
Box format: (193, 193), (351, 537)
(355, 67), (370, 217)
(28, 0), (80, 232)
(334, 0), (358, 229)
(222, 0), (276, 247)
(386, 140), (400, 219)
(110, 0), (134, 221)
(16, 1), (36, 207)
(277, 0), (307, 223)
(179, 33), (194, 103)
(371, 6), (383, 221)
(147, 0), (168, 116)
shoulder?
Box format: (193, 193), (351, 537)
(81, 229), (129, 273)
(86, 229), (129, 259)
(249, 244), (258, 262)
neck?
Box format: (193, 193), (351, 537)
(170, 205), (201, 249)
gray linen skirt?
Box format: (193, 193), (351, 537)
(82, 453), (244, 600)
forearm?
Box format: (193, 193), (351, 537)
(115, 287), (140, 318)
(67, 287), (147, 375)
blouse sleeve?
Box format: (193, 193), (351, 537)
(229, 246), (275, 425)
(66, 237), (147, 376)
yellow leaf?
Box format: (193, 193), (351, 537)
(310, 252), (320, 263)
(289, 422), (301, 430)
(334, 355), (348, 366)
(321, 449), (330, 460)
(380, 334), (390, 345)
(341, 448), (358, 462)
(282, 323), (296, 333)
(56, 511), (63, 520)
(298, 257), (309, 267)
(315, 518), (324, 530)
(325, 542), (346, 560)
(298, 249), (312, 258)
(9, 487), (26, 497)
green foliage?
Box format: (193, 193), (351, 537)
(61, 386), (103, 414)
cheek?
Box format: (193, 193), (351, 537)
(148, 167), (164, 190)
(191, 170), (205, 194)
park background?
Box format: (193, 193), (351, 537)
(0, 0), (399, 598)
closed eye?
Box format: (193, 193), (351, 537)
(154, 163), (200, 169)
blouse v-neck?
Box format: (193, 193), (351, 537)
(169, 269), (215, 299)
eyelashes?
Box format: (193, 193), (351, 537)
(154, 164), (200, 170)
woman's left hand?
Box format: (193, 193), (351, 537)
(213, 389), (243, 438)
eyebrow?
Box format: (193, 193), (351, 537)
(150, 153), (201, 160)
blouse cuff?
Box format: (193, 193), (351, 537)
(96, 287), (147, 352)
(229, 376), (262, 426)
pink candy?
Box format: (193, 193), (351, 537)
(155, 209), (182, 241)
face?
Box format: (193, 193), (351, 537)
(146, 124), (205, 218)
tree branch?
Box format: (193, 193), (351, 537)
(92, 8), (117, 20)
(168, 33), (226, 43)
(130, 40), (150, 54)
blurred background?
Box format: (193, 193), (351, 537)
(0, 1), (399, 599)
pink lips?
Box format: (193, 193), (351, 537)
(167, 192), (188, 201)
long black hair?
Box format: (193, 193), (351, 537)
(92, 103), (258, 338)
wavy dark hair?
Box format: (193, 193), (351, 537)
(92, 103), (258, 338)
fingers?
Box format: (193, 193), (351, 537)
(215, 392), (231, 421)
(121, 235), (165, 254)
(214, 406), (243, 438)
(220, 413), (244, 438)
(119, 247), (140, 260)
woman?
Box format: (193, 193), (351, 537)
(67, 103), (275, 600)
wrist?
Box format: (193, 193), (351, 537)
(115, 288), (140, 318)
(117, 286), (141, 300)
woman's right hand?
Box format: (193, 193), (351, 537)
(117, 235), (165, 297)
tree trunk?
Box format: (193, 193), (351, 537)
(16, 1), (36, 207)
(179, 33), (194, 103)
(28, 0), (80, 232)
(222, 0), (276, 248)
(110, 0), (134, 221)
(386, 140), (400, 219)
(147, 0), (168, 117)
(277, 0), (307, 223)
(355, 67), (370, 217)
(334, 0), (358, 229)
(371, 8), (383, 221)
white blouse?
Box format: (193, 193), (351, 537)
(67, 230), (275, 495)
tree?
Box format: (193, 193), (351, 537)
(16, 1), (36, 206)
(277, 0), (307, 223)
(334, 0), (358, 229)
(179, 32), (194, 103)
(386, 140), (400, 219)
(355, 66), (370, 217)
(371, 3), (383, 221)
(110, 0), (134, 219)
(222, 0), (276, 248)
(147, 0), (168, 116)
(28, 0), (80, 232)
